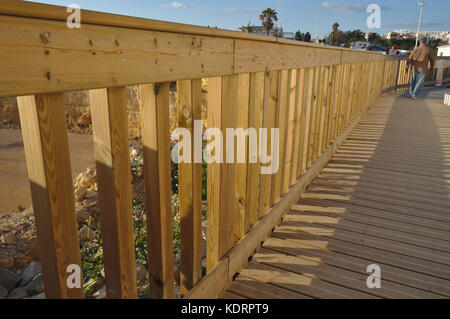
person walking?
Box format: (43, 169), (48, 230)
(406, 36), (435, 99)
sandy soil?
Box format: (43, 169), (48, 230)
(0, 128), (95, 214)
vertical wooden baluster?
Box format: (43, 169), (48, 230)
(245, 72), (264, 231)
(140, 83), (174, 299)
(291, 68), (305, 185)
(325, 65), (337, 150)
(328, 64), (340, 144)
(312, 66), (325, 162)
(282, 69), (297, 193)
(306, 67), (320, 168)
(338, 64), (350, 134)
(317, 66), (330, 156)
(297, 68), (314, 177)
(206, 75), (238, 271)
(260, 71), (279, 214)
(177, 79), (203, 295)
(271, 70), (289, 205)
(333, 64), (344, 140)
(344, 63), (356, 128)
(234, 74), (250, 241)
(18, 94), (83, 299)
(90, 88), (137, 299)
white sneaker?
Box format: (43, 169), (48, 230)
(412, 95), (416, 100)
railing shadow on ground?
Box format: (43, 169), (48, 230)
(234, 88), (450, 299)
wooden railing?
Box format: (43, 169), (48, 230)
(1, 0), (401, 299)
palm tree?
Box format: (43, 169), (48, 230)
(332, 22), (339, 32)
(240, 21), (256, 33)
(260, 8), (278, 36)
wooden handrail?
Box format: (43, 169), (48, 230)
(0, 1), (433, 300)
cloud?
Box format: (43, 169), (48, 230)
(161, 1), (186, 8)
(160, 2), (258, 13)
(275, 1), (296, 6)
(322, 2), (391, 13)
(222, 8), (259, 13)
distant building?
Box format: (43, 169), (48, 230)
(283, 32), (295, 40)
(383, 29), (450, 42)
(437, 44), (450, 57)
(237, 25), (283, 37)
(420, 31), (450, 41)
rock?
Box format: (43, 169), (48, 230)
(131, 148), (139, 159)
(20, 262), (41, 287)
(78, 225), (96, 241)
(135, 262), (147, 283)
(136, 166), (144, 178)
(0, 284), (8, 299)
(7, 286), (27, 299)
(0, 231), (16, 245)
(28, 292), (45, 299)
(0, 257), (14, 269)
(77, 111), (91, 127)
(74, 186), (87, 202)
(0, 268), (21, 290)
(202, 242), (206, 259)
(14, 255), (33, 269)
(94, 286), (106, 299)
(27, 240), (40, 260)
(85, 190), (98, 199)
(25, 273), (44, 296)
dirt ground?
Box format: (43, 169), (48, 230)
(0, 128), (95, 214)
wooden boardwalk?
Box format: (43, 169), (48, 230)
(223, 88), (450, 299)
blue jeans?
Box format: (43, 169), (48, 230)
(410, 71), (427, 96)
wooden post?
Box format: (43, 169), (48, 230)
(18, 94), (83, 299)
(177, 79), (203, 295)
(297, 68), (314, 177)
(206, 75), (238, 271)
(90, 88), (137, 299)
(290, 68), (305, 185)
(271, 70), (289, 205)
(140, 83), (174, 299)
(234, 73), (250, 241)
(245, 72), (265, 231)
(260, 71), (279, 212)
(395, 58), (401, 91)
(282, 69), (298, 194)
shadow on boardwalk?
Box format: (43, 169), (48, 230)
(224, 88), (450, 299)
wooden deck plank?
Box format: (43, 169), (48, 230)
(228, 276), (311, 299)
(263, 237), (450, 297)
(253, 248), (443, 298)
(224, 89), (450, 299)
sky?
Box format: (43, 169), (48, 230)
(27, 0), (450, 37)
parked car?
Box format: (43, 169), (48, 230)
(365, 45), (386, 53)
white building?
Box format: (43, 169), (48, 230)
(238, 25), (283, 37)
(420, 31), (450, 41)
(283, 32), (295, 40)
(437, 44), (450, 57)
(385, 30), (450, 42)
